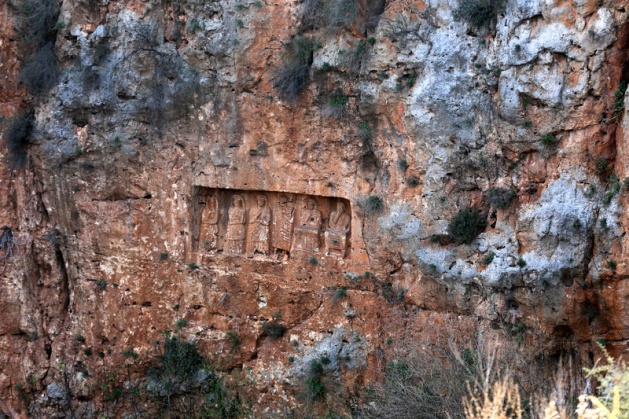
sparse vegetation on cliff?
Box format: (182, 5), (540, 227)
(453, 0), (506, 30)
(20, 44), (60, 98)
(273, 37), (320, 102)
(2, 113), (33, 168)
(148, 337), (204, 395)
(0, 228), (22, 273)
(385, 15), (421, 46)
(485, 187), (516, 209)
(17, 0), (60, 98)
(117, 22), (207, 135)
(301, 0), (360, 31)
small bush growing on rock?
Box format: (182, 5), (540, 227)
(482, 252), (495, 265)
(485, 187), (516, 209)
(361, 195), (384, 215)
(453, 0), (506, 30)
(304, 359), (326, 401)
(143, 336), (243, 416)
(262, 321), (286, 339)
(406, 176), (420, 187)
(273, 37), (320, 102)
(305, 376), (325, 401)
(324, 92), (349, 119)
(334, 286), (347, 300)
(357, 120), (373, 141)
(540, 134), (557, 147)
(607, 260), (617, 271)
(447, 207), (486, 244)
(226, 331), (240, 352)
(398, 158), (409, 172)
(613, 80), (628, 122)
(3, 113), (33, 168)
(381, 282), (406, 304)
(595, 157), (611, 176)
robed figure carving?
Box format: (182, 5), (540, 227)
(291, 198), (322, 253)
(199, 194), (219, 251)
(247, 195), (271, 256)
(225, 195), (246, 255)
(325, 201), (350, 257)
(273, 194), (294, 253)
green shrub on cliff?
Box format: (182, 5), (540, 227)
(146, 337), (244, 416)
(262, 321), (286, 339)
(448, 207), (486, 244)
(148, 337), (204, 393)
(360, 195), (384, 215)
(613, 80), (628, 122)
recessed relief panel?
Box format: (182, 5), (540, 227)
(192, 188), (351, 259)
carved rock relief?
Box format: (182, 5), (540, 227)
(192, 188), (351, 259)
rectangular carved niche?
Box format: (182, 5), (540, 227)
(192, 188), (352, 259)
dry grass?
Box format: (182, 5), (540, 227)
(464, 377), (522, 419)
(463, 346), (629, 419)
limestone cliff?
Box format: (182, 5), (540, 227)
(0, 0), (628, 416)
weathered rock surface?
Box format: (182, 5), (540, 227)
(0, 0), (628, 415)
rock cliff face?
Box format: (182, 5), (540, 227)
(0, 0), (628, 416)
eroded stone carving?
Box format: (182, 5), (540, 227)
(247, 195), (271, 256)
(193, 188), (351, 259)
(325, 200), (351, 257)
(225, 195), (247, 255)
(199, 192), (219, 251)
(291, 198), (322, 254)
(272, 194), (294, 253)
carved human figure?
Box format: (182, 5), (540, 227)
(325, 201), (351, 257)
(225, 195), (246, 255)
(291, 198), (322, 253)
(199, 194), (219, 251)
(247, 195), (271, 257)
(272, 194), (295, 253)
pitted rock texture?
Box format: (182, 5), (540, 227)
(0, 0), (628, 416)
